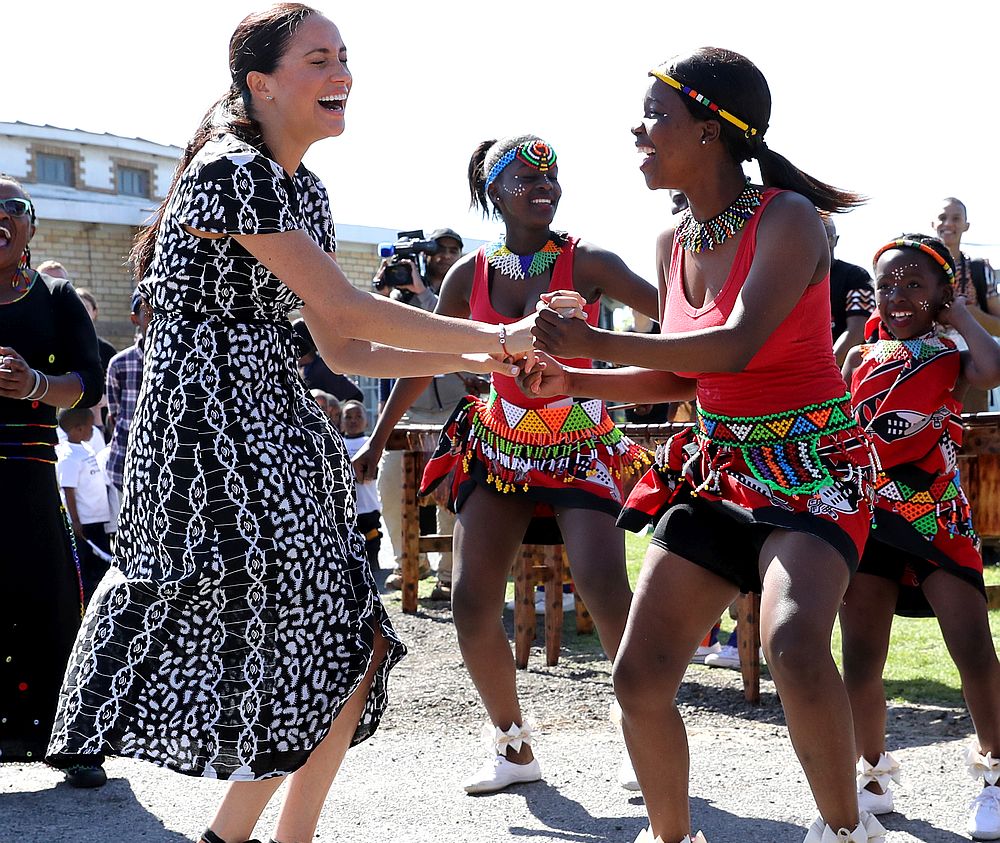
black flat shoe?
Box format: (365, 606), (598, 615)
(64, 763), (108, 788)
(201, 831), (267, 843)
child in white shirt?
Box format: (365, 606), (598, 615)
(341, 401), (382, 575)
(56, 407), (111, 604)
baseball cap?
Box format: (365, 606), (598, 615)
(428, 228), (463, 249)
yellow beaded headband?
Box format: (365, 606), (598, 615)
(649, 68), (759, 139)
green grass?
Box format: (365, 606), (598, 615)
(396, 531), (1000, 708)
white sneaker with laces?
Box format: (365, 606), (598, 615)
(856, 752), (900, 815)
(703, 644), (740, 669)
(633, 828), (708, 843)
(802, 812), (885, 842)
(462, 754), (542, 794)
(969, 785), (1000, 840)
(691, 641), (722, 664)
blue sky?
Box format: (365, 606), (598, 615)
(10, 1), (1000, 280)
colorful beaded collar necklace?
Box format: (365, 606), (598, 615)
(484, 238), (563, 280)
(675, 181), (762, 253)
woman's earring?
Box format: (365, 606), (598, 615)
(265, 95), (274, 101)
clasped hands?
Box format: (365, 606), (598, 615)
(484, 291), (592, 398)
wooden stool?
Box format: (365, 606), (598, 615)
(513, 544), (594, 669)
(736, 592), (762, 705)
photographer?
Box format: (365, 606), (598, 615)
(371, 228), (481, 599)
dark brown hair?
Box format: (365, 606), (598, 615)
(130, 3), (317, 280)
(661, 48), (865, 213)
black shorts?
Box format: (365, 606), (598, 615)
(649, 494), (858, 594)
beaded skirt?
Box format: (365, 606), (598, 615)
(618, 394), (878, 573)
(421, 390), (650, 518)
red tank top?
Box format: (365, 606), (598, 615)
(663, 189), (845, 416)
(470, 236), (600, 409)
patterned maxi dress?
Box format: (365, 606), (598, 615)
(47, 134), (405, 781)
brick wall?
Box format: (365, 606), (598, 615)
(336, 242), (380, 291)
(32, 220), (138, 351)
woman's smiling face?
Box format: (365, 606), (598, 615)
(0, 181), (34, 276)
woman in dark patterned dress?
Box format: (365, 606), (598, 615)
(45, 6), (536, 843)
(0, 176), (105, 787)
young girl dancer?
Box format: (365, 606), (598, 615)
(840, 234), (1000, 840)
(354, 134), (658, 794)
(522, 47), (884, 843)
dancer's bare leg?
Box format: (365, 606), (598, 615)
(555, 507), (632, 660)
(839, 572), (898, 778)
(924, 571), (1000, 758)
(758, 531), (858, 830)
(612, 546), (737, 842)
(452, 487), (537, 762)
(204, 632), (389, 843)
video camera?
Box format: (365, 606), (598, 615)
(373, 229), (440, 290)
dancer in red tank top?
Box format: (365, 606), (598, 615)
(354, 135), (657, 795)
(522, 49), (882, 843)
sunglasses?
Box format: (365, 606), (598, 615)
(0, 198), (32, 217)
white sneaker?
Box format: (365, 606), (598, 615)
(856, 752), (900, 816)
(618, 748), (640, 791)
(858, 784), (894, 816)
(691, 641), (722, 664)
(969, 785), (1000, 840)
(634, 828), (707, 843)
(704, 644), (740, 669)
(462, 754), (542, 794)
(803, 812), (885, 842)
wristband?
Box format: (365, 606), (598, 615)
(22, 368), (41, 400)
(498, 323), (508, 355)
(35, 371), (50, 402)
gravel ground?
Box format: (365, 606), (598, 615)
(0, 589), (985, 843)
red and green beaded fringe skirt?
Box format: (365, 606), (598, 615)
(420, 391), (651, 519)
(618, 394), (879, 568)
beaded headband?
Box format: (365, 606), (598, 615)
(485, 139), (558, 189)
(649, 69), (759, 139)
(873, 239), (955, 286)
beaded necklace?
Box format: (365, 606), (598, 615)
(675, 181), (762, 253)
(484, 238), (563, 280)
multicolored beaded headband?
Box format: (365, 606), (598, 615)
(873, 239), (956, 285)
(485, 139), (558, 189)
(649, 68), (759, 139)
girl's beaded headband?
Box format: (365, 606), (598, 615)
(486, 139), (557, 189)
(649, 69), (759, 139)
(873, 239), (955, 285)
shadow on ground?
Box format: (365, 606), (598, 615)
(0, 772), (190, 842)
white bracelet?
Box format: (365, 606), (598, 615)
(498, 323), (508, 354)
(34, 371), (50, 402)
(22, 368), (40, 400)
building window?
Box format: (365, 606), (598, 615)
(36, 153), (75, 186)
(117, 166), (150, 198)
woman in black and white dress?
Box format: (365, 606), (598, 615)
(46, 6), (536, 843)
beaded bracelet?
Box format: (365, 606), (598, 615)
(21, 368), (41, 401)
(68, 372), (86, 408)
(498, 323), (508, 355)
